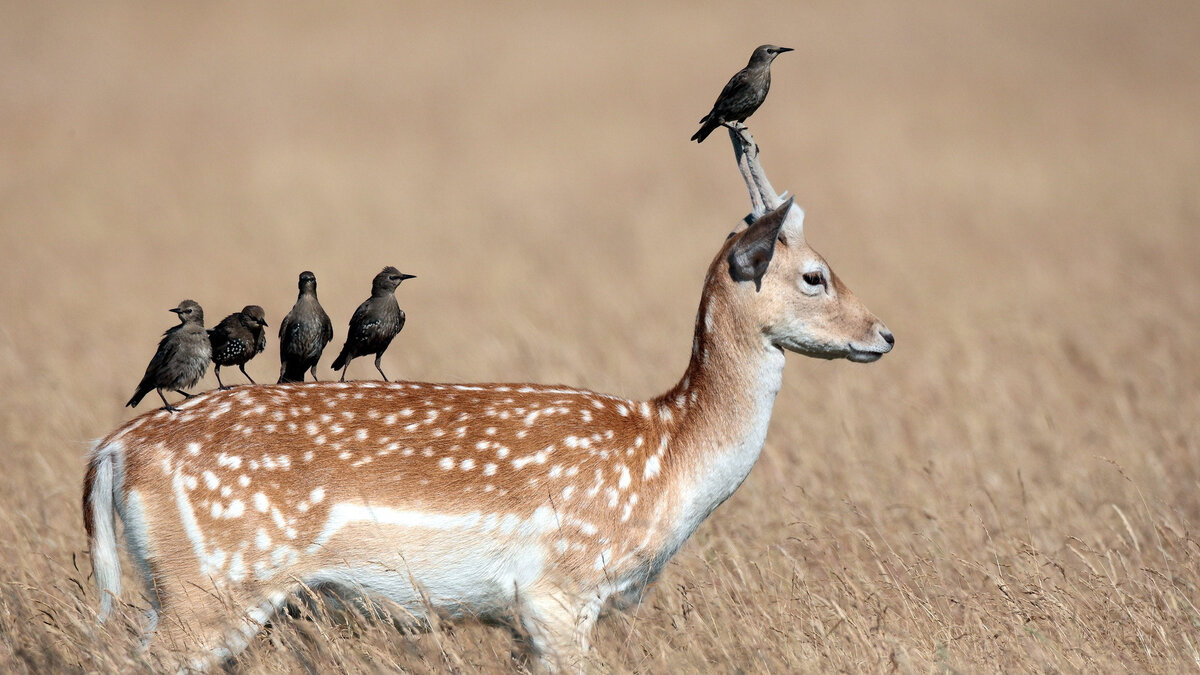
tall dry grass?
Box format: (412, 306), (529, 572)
(1, 1), (1198, 672)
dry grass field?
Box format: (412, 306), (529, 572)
(2, 1), (1199, 672)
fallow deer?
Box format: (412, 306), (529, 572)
(83, 128), (893, 671)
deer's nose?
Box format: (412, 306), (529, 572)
(879, 328), (895, 346)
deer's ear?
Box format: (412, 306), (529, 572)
(727, 197), (793, 292)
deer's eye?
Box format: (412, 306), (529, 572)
(802, 271), (825, 287)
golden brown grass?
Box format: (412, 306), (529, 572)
(2, 1), (1199, 672)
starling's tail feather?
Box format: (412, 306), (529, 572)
(691, 117), (722, 143)
(278, 362), (309, 384)
(125, 385), (151, 408)
(330, 345), (350, 372)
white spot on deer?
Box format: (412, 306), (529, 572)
(594, 549), (612, 570)
(475, 440), (490, 451)
(485, 427), (497, 435)
(549, 465), (563, 479)
(183, 475), (198, 490)
(618, 465), (631, 490)
(310, 487), (325, 504)
(305, 422), (319, 436)
(606, 488), (620, 507)
(270, 506), (287, 531)
(616, 404), (628, 417)
(185, 442), (202, 456)
(351, 456), (373, 467)
(303, 451), (314, 462)
(228, 551), (246, 582)
(340, 411), (356, 421)
(217, 453), (242, 469)
(621, 502), (634, 522)
(460, 458), (476, 470)
(253, 493), (269, 513)
(439, 457), (454, 470)
(224, 499), (245, 519)
(562, 485), (575, 501)
(238, 475), (250, 487)
(338, 451), (352, 460)
(220, 485), (232, 498)
(483, 463), (497, 476)
(210, 502), (223, 519)
(405, 423), (420, 432)
(202, 471), (220, 491)
(352, 428), (367, 441)
(591, 399), (605, 410)
(277, 455), (291, 470)
(555, 539), (569, 554)
(516, 429), (528, 439)
(581, 409), (593, 423)
(496, 446), (510, 458)
(644, 455), (661, 480)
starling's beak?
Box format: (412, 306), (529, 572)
(260, 318), (269, 327)
(399, 273), (417, 281)
(777, 47), (794, 53)
(169, 308), (183, 314)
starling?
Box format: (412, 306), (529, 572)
(126, 300), (212, 412)
(277, 271), (334, 383)
(208, 305), (269, 390)
(331, 266), (415, 382)
(691, 44), (793, 143)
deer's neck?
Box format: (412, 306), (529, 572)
(651, 279), (785, 546)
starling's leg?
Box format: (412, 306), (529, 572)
(172, 389), (197, 399)
(157, 389), (180, 413)
(338, 364), (348, 383)
(374, 354), (389, 382)
(239, 364), (257, 385)
(309, 365), (320, 382)
(215, 365), (230, 390)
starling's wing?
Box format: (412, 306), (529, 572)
(255, 327), (267, 354)
(395, 308), (406, 334)
(141, 330), (181, 383)
(278, 308), (293, 342)
(320, 306), (334, 346)
(347, 299), (381, 345)
(712, 67), (756, 117)
(207, 319), (232, 352)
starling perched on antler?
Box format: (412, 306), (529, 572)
(691, 45), (793, 143)
(208, 305), (269, 390)
(331, 266), (415, 382)
(126, 300), (212, 412)
(278, 271), (334, 384)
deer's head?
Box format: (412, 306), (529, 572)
(722, 197), (893, 362)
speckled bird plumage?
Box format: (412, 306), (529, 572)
(691, 44), (793, 143)
(208, 305), (268, 389)
(331, 266), (415, 381)
(126, 300), (211, 411)
(278, 271), (334, 383)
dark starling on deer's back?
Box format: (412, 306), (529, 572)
(691, 44), (793, 143)
(208, 305), (269, 390)
(126, 300), (212, 412)
(331, 266), (415, 382)
(278, 271), (334, 384)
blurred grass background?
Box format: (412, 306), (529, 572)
(1, 1), (1198, 671)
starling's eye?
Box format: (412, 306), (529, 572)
(802, 271), (825, 287)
